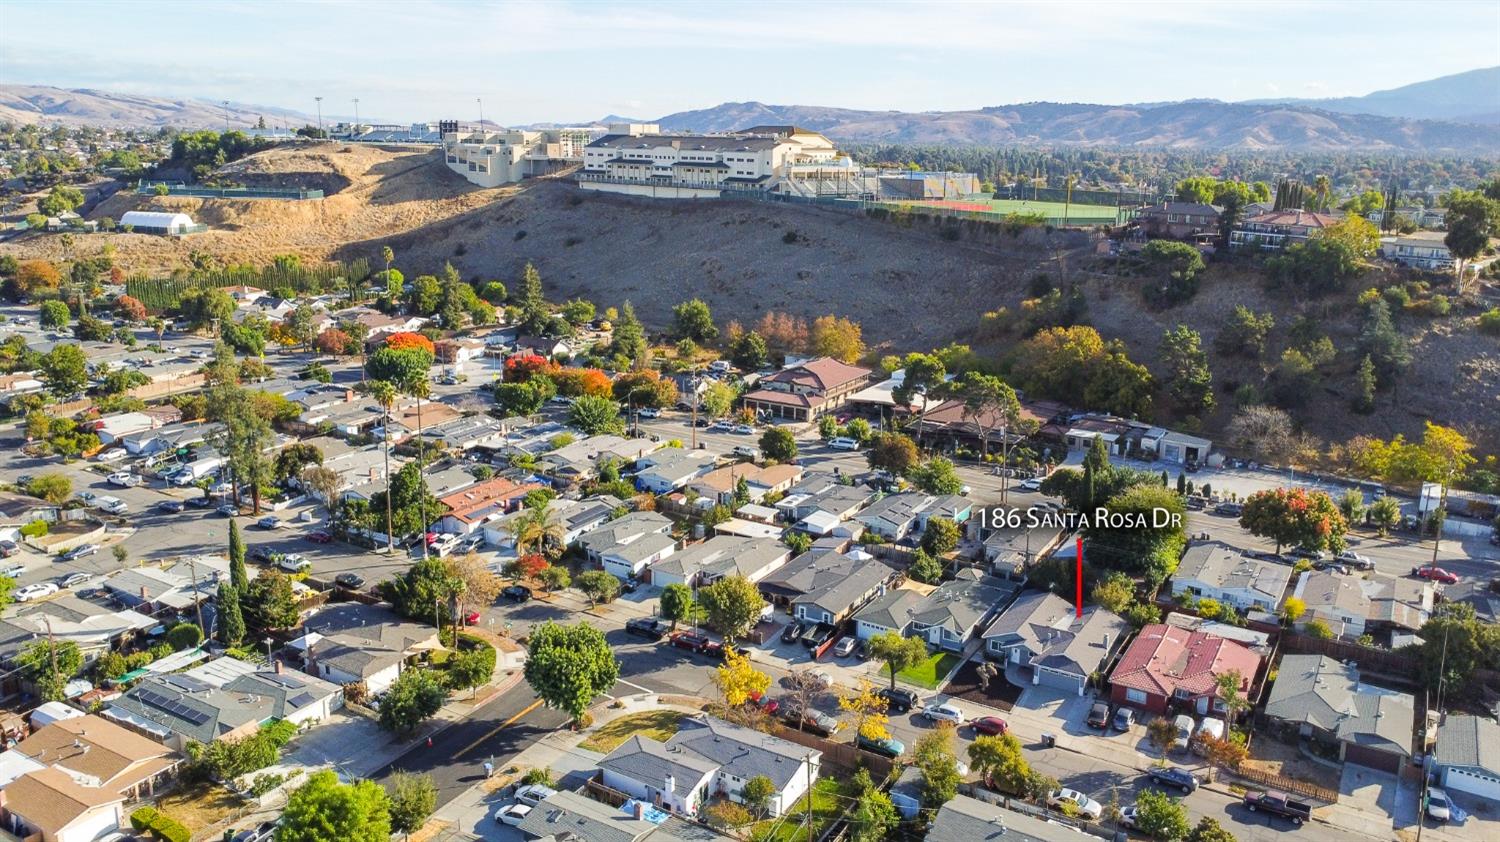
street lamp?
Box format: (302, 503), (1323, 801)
(263, 637), (274, 663)
(477, 97), (484, 130)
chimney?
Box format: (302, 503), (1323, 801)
(1101, 633), (1110, 651)
(664, 774), (675, 795)
(140, 586), (149, 600)
(345, 389), (355, 402)
(274, 659), (283, 674)
(634, 801), (647, 820)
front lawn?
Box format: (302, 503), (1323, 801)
(153, 784), (241, 834)
(883, 651), (962, 690)
(578, 710), (685, 754)
(751, 778), (843, 842)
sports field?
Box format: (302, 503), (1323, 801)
(885, 196), (1126, 225)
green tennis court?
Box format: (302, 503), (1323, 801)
(896, 196), (1127, 224)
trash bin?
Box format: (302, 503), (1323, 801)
(1041, 732), (1056, 748)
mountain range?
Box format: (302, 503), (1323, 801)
(4, 67), (1500, 152)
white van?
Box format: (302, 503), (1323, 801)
(828, 436), (860, 451)
(94, 496), (129, 515)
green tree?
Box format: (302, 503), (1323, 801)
(380, 557), (458, 622)
(951, 371), (1026, 458)
(1141, 240), (1206, 307)
(758, 427), (797, 463)
(365, 346), (433, 388)
(868, 631), (929, 693)
(610, 300), (647, 362)
(909, 549), (944, 584)
(892, 352), (946, 446)
(568, 395), (625, 435)
(575, 570), (620, 607)
(730, 330), (769, 370)
(40, 344), (89, 396)
(379, 668), (448, 734)
(387, 771), (437, 835)
(1369, 496), (1401, 536)
(39, 299), (70, 330)
(280, 770), (391, 842)
(1406, 603), (1500, 702)
(1133, 789), (1191, 841)
(560, 298), (595, 326)
(1239, 487), (1348, 554)
(1186, 816), (1239, 842)
(699, 380), (736, 418)
(1356, 299), (1410, 386)
(914, 725), (961, 814)
(697, 576), (765, 642)
(1091, 572), (1135, 613)
(848, 775), (898, 842)
(17, 639), (83, 702)
(228, 519), (248, 590)
(908, 457), (963, 495)
(921, 517), (961, 556)
(523, 621), (620, 722)
(1215, 306), (1274, 358)
(968, 733), (1030, 794)
(741, 775), (776, 817)
(1159, 325), (1214, 418)
(659, 583), (695, 630)
(167, 622), (203, 651)
(672, 298), (718, 342)
(1352, 354), (1377, 414)
(1443, 185), (1500, 292)
(26, 473), (71, 504)
(493, 378), (555, 415)
(446, 647), (495, 698)
(517, 262), (550, 335)
(1086, 483), (1187, 584)
(241, 570), (300, 634)
(866, 432), (919, 475)
(216, 583), (245, 646)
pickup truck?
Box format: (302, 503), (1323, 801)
(1243, 791), (1312, 825)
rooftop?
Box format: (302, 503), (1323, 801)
(1110, 623), (1262, 699)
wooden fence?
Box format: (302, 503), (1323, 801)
(1228, 764), (1340, 804)
(770, 724), (895, 779)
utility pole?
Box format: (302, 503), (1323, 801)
(689, 366), (701, 449)
(477, 97), (484, 131)
(805, 751), (814, 842)
(1416, 628), (1449, 842)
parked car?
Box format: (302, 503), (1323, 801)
(1017, 477), (1043, 492)
(156, 500), (185, 514)
(15, 582), (58, 602)
(732, 424), (755, 435)
(832, 637), (858, 657)
(856, 733), (905, 759)
(670, 631), (711, 652)
(257, 516), (282, 530)
(782, 707), (841, 737)
(0, 540), (18, 558)
(1192, 717), (1226, 755)
(800, 622), (837, 649)
(185, 495), (213, 508)
(494, 804), (532, 827)
(306, 530), (333, 544)
(781, 620), (806, 643)
(1145, 766), (1199, 794)
(335, 573), (366, 589)
(636, 408), (661, 419)
(107, 471), (142, 487)
(1112, 707), (1136, 732)
(1213, 502), (1243, 516)
(625, 617), (667, 640)
(94, 496), (129, 515)
(710, 420), (734, 431)
(74, 491), (97, 504)
(502, 585), (533, 602)
(216, 504), (238, 517)
(1086, 701), (1111, 729)
(972, 716), (1008, 736)
(827, 436), (860, 451)
(1290, 547), (1328, 561)
(1171, 714), (1195, 753)
(60, 572), (95, 588)
(878, 687), (919, 714)
(1047, 789), (1103, 821)
(277, 554), (311, 573)
(1425, 786), (1452, 823)
(731, 445), (761, 461)
(1412, 565), (1459, 584)
(1, 563), (27, 579)
(514, 785), (558, 807)
(1242, 790), (1312, 825)
(1119, 804), (1142, 830)
(808, 669), (833, 690)
(61, 543), (100, 561)
(923, 702), (964, 724)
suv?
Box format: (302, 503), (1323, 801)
(856, 733), (905, 758)
(878, 687), (919, 713)
(1145, 766), (1199, 794)
(731, 445), (761, 461)
(1086, 701), (1111, 729)
(670, 631), (711, 652)
(827, 436), (859, 451)
(781, 620), (806, 644)
(626, 618), (667, 640)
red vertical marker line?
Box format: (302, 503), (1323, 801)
(1075, 536), (1084, 617)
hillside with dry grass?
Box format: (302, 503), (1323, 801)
(1, 142), (1495, 451)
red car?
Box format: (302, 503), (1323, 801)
(462, 610), (481, 625)
(747, 691), (779, 715)
(1412, 565), (1459, 584)
(670, 631), (710, 652)
(972, 716), (1009, 736)
(305, 531), (333, 544)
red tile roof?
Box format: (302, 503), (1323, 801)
(1110, 623), (1262, 698)
(1242, 210), (1340, 229)
(764, 358), (871, 392)
(438, 477), (540, 523)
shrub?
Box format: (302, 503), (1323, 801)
(19, 520), (48, 538)
(521, 768), (556, 787)
(129, 807), (158, 833)
(247, 772), (287, 796)
(153, 816), (190, 842)
(96, 651), (128, 680)
(124, 650), (156, 670)
(166, 623), (203, 651)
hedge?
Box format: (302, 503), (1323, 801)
(129, 807), (157, 833)
(128, 805), (189, 842)
(19, 520), (48, 538)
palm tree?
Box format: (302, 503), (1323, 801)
(506, 503), (565, 558)
(368, 379), (398, 553)
(1312, 175), (1331, 212)
(407, 377), (432, 558)
(150, 317), (166, 345)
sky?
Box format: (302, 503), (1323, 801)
(3, 0), (1498, 125)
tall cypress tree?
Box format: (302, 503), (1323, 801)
(217, 583), (245, 646)
(228, 519), (247, 591)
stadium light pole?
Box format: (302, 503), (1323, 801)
(477, 97), (484, 130)
(352, 98), (361, 132)
(221, 100), (230, 133)
(315, 96), (323, 136)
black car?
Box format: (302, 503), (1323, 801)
(621, 577), (639, 593)
(625, 617), (667, 640)
(156, 500), (185, 514)
(692, 417), (710, 427)
(249, 546), (275, 563)
(878, 687), (919, 714)
(1145, 766), (1199, 794)
(781, 620), (806, 644)
(502, 585), (533, 602)
(335, 573), (366, 589)
(1086, 701), (1111, 729)
(185, 495), (213, 508)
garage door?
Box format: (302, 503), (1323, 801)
(1445, 767), (1500, 801)
(1344, 743), (1401, 773)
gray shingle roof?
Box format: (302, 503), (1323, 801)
(577, 511), (673, 556)
(652, 536), (788, 583)
(107, 674), (276, 743)
(927, 794), (1093, 842)
(1264, 655), (1413, 755)
(667, 715), (817, 790)
(599, 734), (718, 792)
(516, 789), (657, 842)
(1436, 714), (1500, 772)
(781, 553), (895, 617)
(852, 588), (924, 633)
(982, 590), (1128, 678)
(1176, 542), (1291, 602)
(909, 577), (1011, 637)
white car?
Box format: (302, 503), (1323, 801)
(107, 471), (142, 487)
(1018, 477), (1043, 492)
(15, 582), (59, 603)
(827, 436), (859, 451)
(1047, 788), (1103, 820)
(732, 424), (755, 435)
(637, 408), (661, 418)
(731, 445), (761, 461)
(514, 784), (558, 807)
(833, 637), (857, 657)
(922, 702), (965, 724)
(94, 496), (129, 515)
(277, 554), (312, 573)
(61, 572), (96, 588)
(495, 803), (532, 827)
(710, 420), (735, 431)
(1426, 786), (1452, 822)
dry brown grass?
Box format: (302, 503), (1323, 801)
(155, 784), (244, 835)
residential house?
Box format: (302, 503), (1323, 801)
(978, 522), (1066, 573)
(536, 435), (660, 485)
(853, 493), (971, 543)
(598, 714), (820, 818)
(515, 789), (657, 841)
(0, 767), (127, 842)
(740, 357), (872, 422)
(292, 606), (444, 694)
(1135, 201), (1223, 241)
(927, 793), (1096, 842)
(981, 590), (1128, 695)
(711, 518), (785, 540)
(912, 396), (1065, 455)
(576, 511), (676, 582)
(431, 476), (541, 537)
(1443, 581), (1500, 625)
(1229, 209), (1341, 251)
(120, 421), (221, 457)
(685, 463), (803, 507)
(336, 308), (428, 339)
(100, 559), (223, 616)
(104, 673), (279, 751)
(1139, 426), (1214, 466)
(1172, 542), (1291, 614)
(908, 572), (1016, 652)
(174, 656), (343, 727)
(416, 414), (508, 453)
(633, 449), (718, 494)
(1263, 655), (1414, 771)
(1293, 571), (1434, 639)
(9, 715), (178, 804)
(1433, 715), (1500, 803)
(86, 412), (162, 445)
(7, 595), (155, 661)
(0, 493), (60, 533)
(1109, 623), (1264, 715)
(433, 337), (486, 365)
(423, 465), (480, 499)
(852, 588), (925, 640)
(0, 372), (44, 396)
(774, 475), (873, 524)
(513, 336), (573, 359)
(483, 494), (622, 550)
(309, 399), (385, 438)
(770, 551), (895, 624)
(649, 536), (790, 589)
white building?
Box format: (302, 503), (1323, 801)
(119, 211), (200, 235)
(442, 127), (601, 188)
(578, 123), (847, 199)
(1171, 542), (1291, 614)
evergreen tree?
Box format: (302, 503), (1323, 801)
(611, 300), (647, 363)
(228, 519), (248, 591)
(1353, 354), (1377, 414)
(216, 583), (245, 646)
(518, 262), (549, 335)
